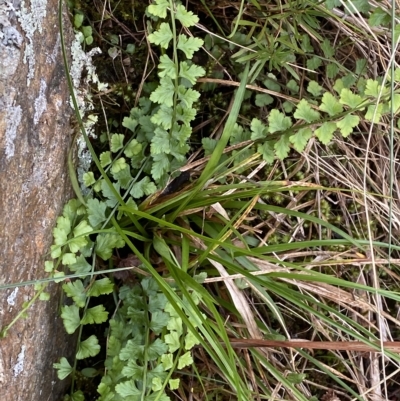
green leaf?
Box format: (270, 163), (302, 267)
(179, 61), (205, 85)
(44, 260), (54, 273)
(175, 4), (199, 27)
(300, 34), (313, 52)
(148, 22), (173, 49)
(62, 199), (80, 221)
(165, 331), (181, 353)
(74, 219), (92, 237)
(178, 351), (193, 369)
(39, 292), (50, 301)
(169, 378), (180, 390)
(124, 139), (142, 158)
(54, 357), (73, 380)
(165, 314), (183, 336)
(151, 105), (173, 130)
(148, 338), (168, 360)
(356, 59), (367, 75)
(53, 216), (71, 245)
(263, 75), (280, 91)
(122, 116), (138, 132)
(319, 92), (343, 117)
(394, 68), (400, 83)
(69, 255), (92, 274)
(120, 337), (145, 360)
(202, 138), (217, 156)
(150, 311), (170, 334)
(395, 25), (400, 46)
(74, 13), (84, 29)
(326, 63), (339, 79)
(287, 372), (307, 384)
(306, 56), (322, 71)
(81, 368), (98, 378)
(121, 360), (143, 379)
(81, 25), (92, 38)
(176, 105), (196, 125)
(150, 76), (175, 107)
(257, 142), (275, 164)
(96, 232), (125, 260)
(274, 134), (291, 160)
(333, 78), (344, 94)
(110, 134), (125, 152)
(320, 39), (334, 58)
(111, 157), (127, 174)
(286, 80), (299, 94)
(151, 128), (171, 154)
(184, 331), (200, 350)
(85, 34), (93, 46)
(148, 0), (169, 18)
(369, 7), (390, 27)
(289, 128), (313, 152)
(61, 305), (81, 334)
(364, 79), (378, 97)
(161, 353), (174, 370)
(230, 123), (251, 144)
(336, 114), (359, 137)
(325, 0), (341, 9)
(390, 93), (400, 113)
(159, 54), (177, 79)
(126, 43), (135, 54)
(152, 377), (163, 392)
(250, 118), (268, 140)
(130, 176), (157, 198)
(69, 226), (89, 253)
(97, 383), (115, 401)
(81, 305), (109, 325)
(76, 335), (101, 359)
(365, 104), (383, 123)
(177, 35), (203, 58)
(115, 380), (141, 398)
(87, 278), (114, 297)
(151, 153), (170, 181)
(255, 93), (273, 107)
(307, 81), (323, 97)
(62, 280), (87, 308)
(100, 151), (112, 167)
(62, 253), (77, 265)
(149, 292), (168, 312)
(339, 89), (365, 109)
(268, 109), (292, 133)
(344, 0), (370, 13)
(83, 172), (95, 187)
(70, 391), (85, 401)
(177, 86), (200, 108)
(283, 101), (294, 113)
(315, 121), (337, 144)
(101, 180), (120, 208)
(86, 198), (107, 228)
(294, 99), (320, 123)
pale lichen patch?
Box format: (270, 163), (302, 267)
(6, 288), (18, 306)
(33, 78), (47, 125)
(13, 345), (25, 377)
(5, 104), (21, 159)
(17, 0), (47, 85)
(69, 33), (109, 193)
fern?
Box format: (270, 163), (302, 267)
(244, 74), (400, 162)
(146, 0), (205, 184)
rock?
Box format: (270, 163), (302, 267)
(0, 0), (76, 399)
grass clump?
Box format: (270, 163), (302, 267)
(2, 0), (400, 400)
